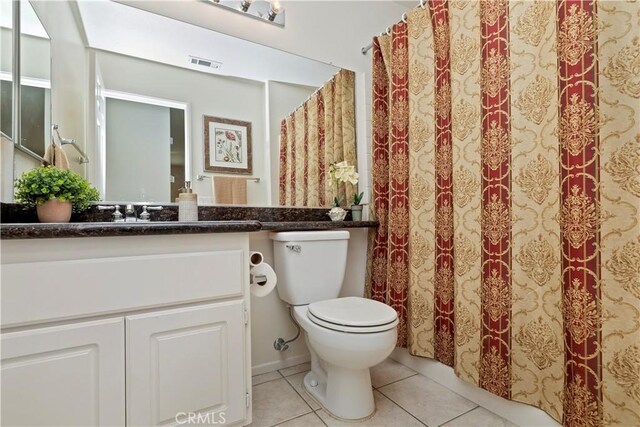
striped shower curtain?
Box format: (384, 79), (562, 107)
(278, 69), (357, 207)
(367, 0), (640, 425)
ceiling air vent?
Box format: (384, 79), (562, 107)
(188, 56), (222, 70)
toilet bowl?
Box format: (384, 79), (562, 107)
(292, 297), (398, 420)
(269, 231), (398, 420)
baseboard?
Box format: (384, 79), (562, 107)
(251, 353), (311, 376)
(390, 348), (560, 427)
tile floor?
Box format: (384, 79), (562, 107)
(249, 359), (517, 427)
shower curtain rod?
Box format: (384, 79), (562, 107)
(291, 68), (342, 114)
(360, 0), (426, 55)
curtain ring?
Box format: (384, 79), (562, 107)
(386, 26), (392, 35)
(401, 12), (408, 23)
(419, 0), (426, 9)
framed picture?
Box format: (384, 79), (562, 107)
(203, 115), (252, 174)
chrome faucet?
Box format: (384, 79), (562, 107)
(125, 204), (137, 222)
(97, 205), (124, 222)
(138, 205), (163, 222)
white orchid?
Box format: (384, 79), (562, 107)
(328, 161), (359, 207)
(329, 161), (359, 185)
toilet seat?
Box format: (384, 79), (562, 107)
(307, 297), (398, 333)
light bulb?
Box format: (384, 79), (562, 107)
(267, 1), (283, 21)
(270, 1), (282, 13)
(240, 0), (254, 12)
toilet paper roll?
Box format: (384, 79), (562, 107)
(249, 251), (264, 267)
(250, 262), (277, 297)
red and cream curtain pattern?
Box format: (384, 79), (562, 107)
(367, 0), (640, 424)
(278, 69), (357, 207)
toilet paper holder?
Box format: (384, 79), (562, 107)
(252, 274), (268, 285)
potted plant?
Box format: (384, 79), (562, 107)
(350, 191), (365, 221)
(327, 161), (359, 221)
(14, 166), (100, 223)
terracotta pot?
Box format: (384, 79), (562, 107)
(36, 199), (72, 223)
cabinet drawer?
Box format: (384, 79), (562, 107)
(2, 250), (244, 327)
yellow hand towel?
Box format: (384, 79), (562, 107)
(213, 176), (248, 205)
(43, 143), (70, 170)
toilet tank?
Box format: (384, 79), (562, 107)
(270, 231), (350, 305)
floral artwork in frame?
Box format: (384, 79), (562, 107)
(204, 116), (252, 174)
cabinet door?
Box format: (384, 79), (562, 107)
(126, 301), (246, 426)
(1, 318), (125, 426)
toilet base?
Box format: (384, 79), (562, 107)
(303, 366), (375, 420)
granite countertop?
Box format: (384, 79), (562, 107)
(260, 221), (377, 231)
(0, 203), (378, 239)
(0, 220), (376, 239)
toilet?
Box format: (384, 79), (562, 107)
(270, 230), (398, 420)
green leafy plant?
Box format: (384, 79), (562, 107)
(352, 192), (364, 206)
(14, 166), (100, 212)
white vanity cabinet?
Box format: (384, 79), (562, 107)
(1, 318), (126, 426)
(1, 233), (253, 427)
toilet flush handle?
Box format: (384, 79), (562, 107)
(286, 244), (302, 253)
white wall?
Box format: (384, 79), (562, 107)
(31, 0), (87, 176)
(96, 50), (268, 205)
(266, 80), (317, 206)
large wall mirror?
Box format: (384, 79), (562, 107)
(4, 0), (358, 207)
(1, 0), (51, 175)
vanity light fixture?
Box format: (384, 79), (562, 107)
(240, 0), (254, 12)
(205, 0), (285, 27)
(267, 1), (282, 21)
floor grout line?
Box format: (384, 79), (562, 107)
(373, 372), (418, 390)
(270, 410), (319, 427)
(254, 363), (495, 427)
(252, 373), (285, 387)
(313, 410), (329, 427)
(374, 389), (428, 427)
(435, 405), (479, 427)
(282, 371), (317, 414)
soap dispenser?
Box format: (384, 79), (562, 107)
(178, 181), (198, 222)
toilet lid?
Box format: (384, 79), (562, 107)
(307, 297), (398, 329)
